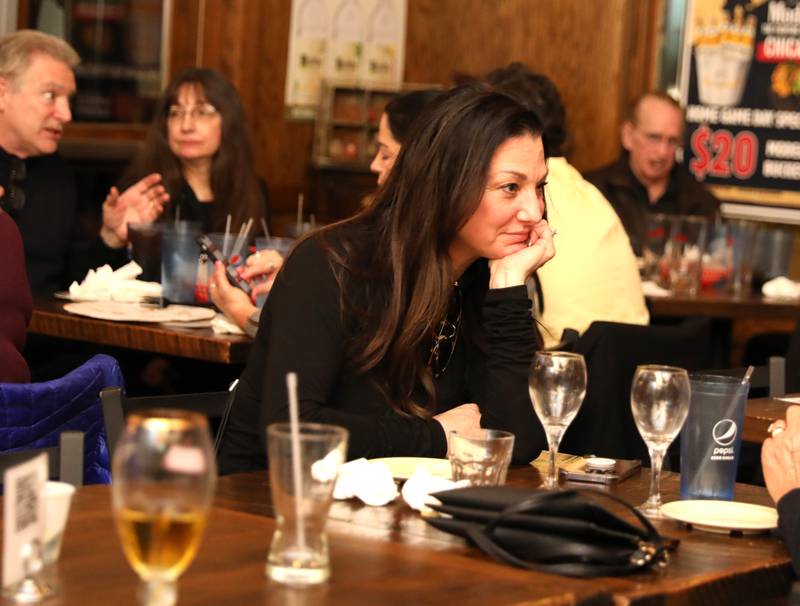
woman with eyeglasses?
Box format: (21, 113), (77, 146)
(118, 68), (270, 234)
(218, 84), (555, 473)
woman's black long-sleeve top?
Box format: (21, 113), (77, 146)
(218, 230), (546, 474)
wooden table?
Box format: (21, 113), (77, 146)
(29, 484), (606, 605)
(648, 290), (800, 365)
(745, 394), (799, 442)
(648, 290), (800, 320)
(215, 466), (793, 605)
(29, 298), (252, 364)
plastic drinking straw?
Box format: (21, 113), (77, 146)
(286, 372), (306, 550)
(231, 219), (253, 265)
(296, 193), (304, 234)
(222, 214), (232, 259)
(742, 365), (754, 385)
(229, 223), (246, 264)
(260, 218), (271, 243)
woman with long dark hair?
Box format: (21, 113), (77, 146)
(219, 84), (554, 473)
(118, 68), (268, 233)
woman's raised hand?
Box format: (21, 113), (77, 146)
(488, 218), (555, 289)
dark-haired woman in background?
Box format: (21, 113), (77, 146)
(370, 89), (443, 185)
(115, 67), (270, 234)
(219, 84), (554, 473)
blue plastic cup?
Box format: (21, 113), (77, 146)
(679, 374), (748, 500)
(160, 222), (202, 304)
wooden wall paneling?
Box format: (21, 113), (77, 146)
(168, 0), (202, 77)
(402, 0), (651, 172)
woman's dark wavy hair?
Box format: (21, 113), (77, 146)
(384, 89), (443, 145)
(121, 68), (264, 231)
(320, 83), (545, 418)
(485, 62), (569, 157)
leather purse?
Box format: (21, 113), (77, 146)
(425, 486), (678, 577)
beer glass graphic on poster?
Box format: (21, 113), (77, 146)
(681, 0), (800, 196)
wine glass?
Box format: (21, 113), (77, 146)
(112, 409), (217, 606)
(630, 365), (690, 518)
(528, 351), (587, 489)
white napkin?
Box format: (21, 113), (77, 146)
(401, 467), (469, 512)
(211, 314), (246, 335)
(762, 276), (800, 300)
(333, 458), (399, 506)
(68, 261), (162, 302)
(641, 280), (671, 297)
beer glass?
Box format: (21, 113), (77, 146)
(112, 410), (216, 606)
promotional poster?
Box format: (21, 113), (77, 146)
(681, 0), (800, 207)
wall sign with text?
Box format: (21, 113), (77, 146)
(680, 0), (800, 207)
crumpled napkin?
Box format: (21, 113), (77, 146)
(641, 280), (671, 297)
(68, 261), (162, 302)
(333, 458), (399, 506)
(401, 467), (469, 512)
(762, 276), (800, 300)
(211, 314), (245, 335)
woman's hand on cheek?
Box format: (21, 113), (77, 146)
(488, 219), (555, 289)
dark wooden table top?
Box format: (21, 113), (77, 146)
(745, 394), (799, 443)
(26, 483), (606, 605)
(648, 290), (800, 319)
(215, 466), (793, 605)
(29, 297), (252, 364)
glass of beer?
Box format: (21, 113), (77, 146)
(111, 410), (217, 606)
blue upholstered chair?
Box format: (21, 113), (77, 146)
(0, 355), (124, 484)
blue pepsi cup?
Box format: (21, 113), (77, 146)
(679, 374), (748, 500)
(160, 222), (202, 304)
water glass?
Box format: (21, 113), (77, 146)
(128, 222), (163, 282)
(641, 213), (671, 285)
(729, 220), (762, 296)
(630, 365), (690, 518)
(266, 423), (348, 586)
(449, 429), (515, 486)
(666, 215), (707, 296)
(112, 409), (216, 606)
(528, 351), (587, 489)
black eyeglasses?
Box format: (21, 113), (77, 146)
(428, 283), (462, 379)
(5, 158), (26, 211)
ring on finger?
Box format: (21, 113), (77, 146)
(768, 421), (785, 437)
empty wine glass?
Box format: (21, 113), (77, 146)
(630, 365), (690, 518)
(528, 351), (587, 489)
(112, 410), (217, 606)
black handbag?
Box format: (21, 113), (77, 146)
(425, 486), (678, 578)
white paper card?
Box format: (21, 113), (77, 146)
(3, 453), (47, 588)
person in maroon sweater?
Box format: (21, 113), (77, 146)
(0, 185), (32, 383)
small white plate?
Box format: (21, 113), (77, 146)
(64, 301), (215, 323)
(661, 500), (778, 534)
(369, 457), (451, 481)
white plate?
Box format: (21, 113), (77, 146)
(661, 500), (778, 534)
(369, 457), (451, 481)
(63, 302), (215, 323)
